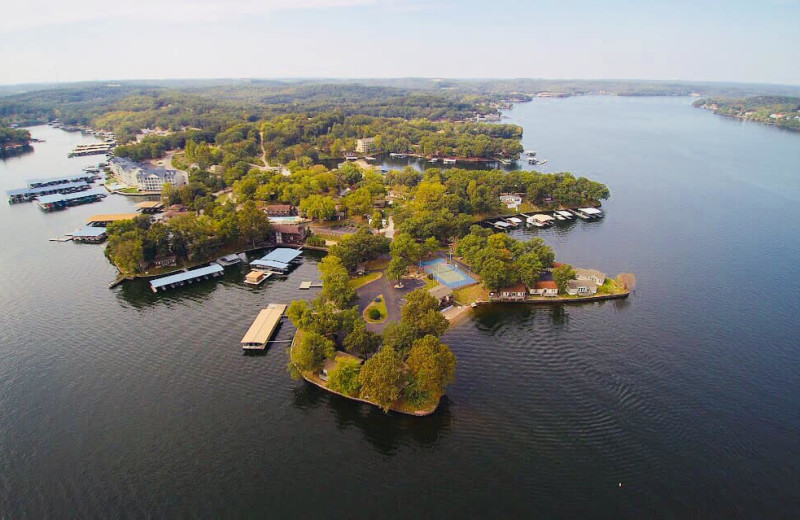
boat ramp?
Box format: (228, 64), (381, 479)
(240, 304), (288, 351)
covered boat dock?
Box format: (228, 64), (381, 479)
(240, 304), (288, 350)
(35, 189), (106, 211)
(7, 181), (91, 203)
(250, 248), (302, 273)
(67, 225), (108, 243)
(86, 213), (139, 226)
(150, 264), (224, 293)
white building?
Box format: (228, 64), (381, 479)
(500, 194), (523, 209)
(574, 268), (606, 286)
(110, 157), (188, 192)
(355, 137), (376, 153)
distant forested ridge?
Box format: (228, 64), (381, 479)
(694, 96), (800, 131)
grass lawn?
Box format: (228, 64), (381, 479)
(423, 277), (439, 290)
(364, 294), (388, 323)
(349, 271), (382, 290)
(364, 258), (389, 270)
(454, 284), (489, 304)
(597, 278), (627, 295)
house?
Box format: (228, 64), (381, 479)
(574, 268), (606, 285)
(355, 137), (377, 153)
(489, 283), (528, 302)
(265, 204), (294, 216)
(428, 285), (454, 307)
(109, 157), (188, 192)
(499, 194), (523, 209)
(273, 224), (308, 245)
(531, 280), (559, 297)
(566, 279), (598, 296)
(161, 204), (190, 220)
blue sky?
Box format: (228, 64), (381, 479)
(1, 0), (798, 85)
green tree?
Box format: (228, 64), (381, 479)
(406, 335), (456, 398)
(299, 194), (337, 221)
(237, 200), (272, 247)
(358, 346), (406, 412)
(319, 255), (356, 307)
(343, 320), (382, 358)
(327, 358), (363, 397)
(553, 264), (576, 294)
(289, 331), (335, 377)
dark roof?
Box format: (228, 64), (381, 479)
(273, 224), (306, 235)
(535, 280), (558, 289)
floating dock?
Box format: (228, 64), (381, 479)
(299, 281), (323, 289)
(150, 264), (224, 293)
(240, 304), (288, 350)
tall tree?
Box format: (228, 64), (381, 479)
(358, 346), (406, 412)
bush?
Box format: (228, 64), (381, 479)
(368, 307), (383, 320)
(327, 358), (362, 397)
(306, 234), (326, 247)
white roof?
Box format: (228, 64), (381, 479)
(556, 210), (573, 217)
(494, 221), (511, 228)
(508, 217), (523, 223)
(580, 207), (603, 215)
(532, 214), (555, 222)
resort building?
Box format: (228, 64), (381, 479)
(531, 280), (559, 297)
(264, 204), (294, 216)
(355, 137), (376, 153)
(566, 279), (598, 296)
(272, 224), (308, 245)
(574, 268), (606, 286)
(109, 157), (188, 192)
(499, 194), (523, 209)
(489, 283), (528, 302)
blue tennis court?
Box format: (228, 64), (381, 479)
(421, 258), (478, 289)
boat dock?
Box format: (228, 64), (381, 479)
(28, 174), (96, 189)
(240, 304), (288, 350)
(150, 264), (224, 293)
(250, 247), (303, 273)
(86, 213), (139, 226)
(68, 143), (115, 158)
(7, 181), (92, 203)
(35, 189), (106, 211)
(244, 270), (272, 285)
(299, 281), (323, 289)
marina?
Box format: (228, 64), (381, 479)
(27, 174), (97, 188)
(240, 304), (288, 350)
(149, 264), (225, 293)
(68, 142), (115, 158)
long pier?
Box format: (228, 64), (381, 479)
(149, 264), (224, 293)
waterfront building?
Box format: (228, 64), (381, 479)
(264, 204), (294, 216)
(574, 268), (606, 285)
(355, 137), (376, 153)
(531, 280), (559, 297)
(109, 157), (188, 192)
(273, 224), (308, 245)
(566, 279), (599, 296)
(500, 194), (523, 209)
(489, 283), (528, 302)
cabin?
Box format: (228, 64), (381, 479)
(531, 280), (559, 297)
(574, 268), (606, 285)
(499, 194), (523, 209)
(566, 279), (598, 296)
(489, 283), (528, 302)
(428, 285), (454, 307)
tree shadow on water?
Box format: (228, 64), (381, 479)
(291, 383), (453, 456)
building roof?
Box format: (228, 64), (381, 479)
(535, 280), (558, 289)
(567, 279), (598, 290)
(498, 283), (528, 293)
(36, 189), (105, 204)
(7, 181), (89, 197)
(574, 268), (606, 280)
(67, 225), (107, 238)
(261, 247), (302, 264)
(245, 270), (265, 282)
(266, 204), (292, 211)
(86, 213), (139, 223)
(579, 207), (603, 215)
(240, 304), (287, 345)
(273, 224), (306, 235)
(135, 200), (164, 209)
(428, 285), (454, 300)
(251, 259), (290, 271)
(150, 264), (224, 289)
(532, 214), (555, 222)
(28, 174), (93, 187)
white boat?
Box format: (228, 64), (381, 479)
(525, 150), (537, 157)
(442, 158), (456, 165)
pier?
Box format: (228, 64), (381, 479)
(149, 264), (224, 293)
(240, 304), (288, 350)
(35, 189), (106, 211)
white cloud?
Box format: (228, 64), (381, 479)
(0, 0), (385, 33)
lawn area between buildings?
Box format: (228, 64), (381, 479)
(454, 284), (489, 304)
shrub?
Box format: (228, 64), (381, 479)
(368, 307), (383, 320)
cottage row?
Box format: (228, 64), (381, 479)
(489, 268), (607, 301)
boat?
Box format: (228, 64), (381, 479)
(525, 150), (537, 157)
(538, 159), (548, 165)
(442, 158), (457, 165)
(429, 158), (438, 163)
(364, 156), (376, 161)
(244, 270), (271, 286)
(389, 152), (407, 158)
(528, 158), (539, 165)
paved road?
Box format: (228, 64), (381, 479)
(355, 273), (425, 333)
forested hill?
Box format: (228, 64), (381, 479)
(694, 96), (800, 131)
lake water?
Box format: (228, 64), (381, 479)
(2, 97), (800, 517)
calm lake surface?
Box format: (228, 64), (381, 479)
(2, 97), (799, 518)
